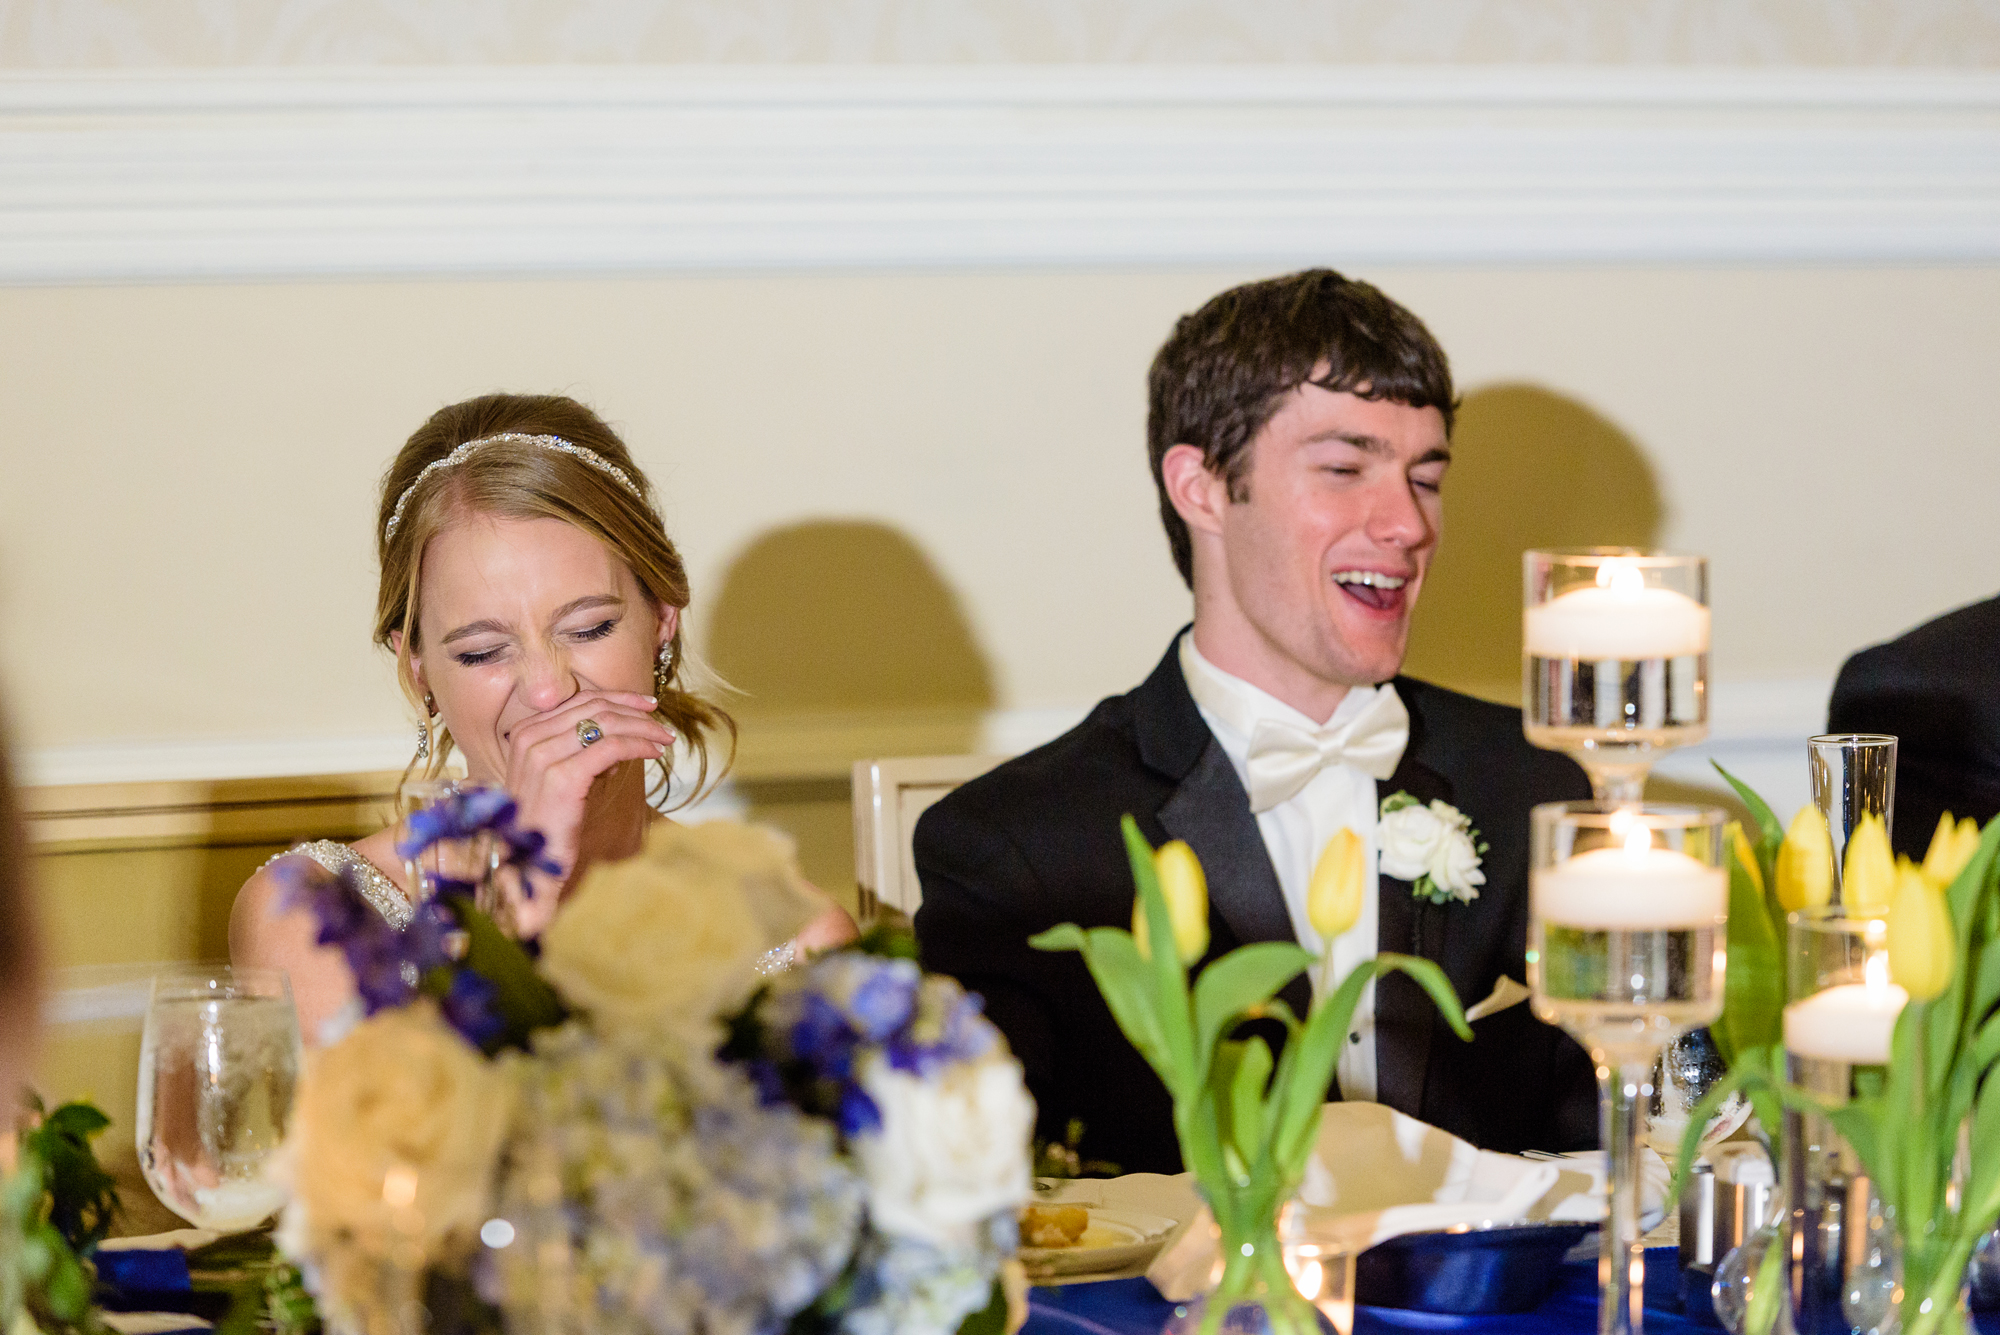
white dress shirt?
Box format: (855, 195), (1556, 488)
(1178, 633), (1406, 1103)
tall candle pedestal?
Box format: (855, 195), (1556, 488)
(1782, 910), (1906, 1335)
(1523, 550), (1710, 807)
(1529, 802), (1728, 1335)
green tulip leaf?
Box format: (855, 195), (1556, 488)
(1715, 845), (1785, 1086)
(1191, 941), (1314, 1081)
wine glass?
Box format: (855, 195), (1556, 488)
(1528, 802), (1728, 1335)
(135, 965), (302, 1231)
(398, 778), (499, 911)
(1524, 550), (1710, 807)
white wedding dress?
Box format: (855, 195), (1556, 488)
(262, 841), (413, 929)
(260, 839), (797, 973)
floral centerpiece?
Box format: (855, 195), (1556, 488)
(274, 812), (1034, 1335)
(1678, 768), (2000, 1335)
(1031, 818), (1469, 1335)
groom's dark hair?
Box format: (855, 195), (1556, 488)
(1147, 268), (1456, 587)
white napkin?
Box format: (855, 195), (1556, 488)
(1463, 976), (1531, 1023)
(1145, 1103), (1670, 1302)
(97, 1229), (225, 1253)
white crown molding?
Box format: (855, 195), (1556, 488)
(0, 66), (1995, 282)
(21, 678), (1830, 790)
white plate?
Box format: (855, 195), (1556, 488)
(1020, 1207), (1179, 1277)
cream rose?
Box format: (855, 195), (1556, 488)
(853, 1051), (1035, 1250)
(539, 821), (818, 1031)
(1377, 802), (1447, 883)
(278, 1002), (511, 1254)
(1427, 825), (1486, 903)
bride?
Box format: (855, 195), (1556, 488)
(231, 393), (856, 1041)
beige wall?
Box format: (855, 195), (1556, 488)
(2, 265), (1996, 770)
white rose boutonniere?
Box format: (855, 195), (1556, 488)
(1379, 792), (1488, 906)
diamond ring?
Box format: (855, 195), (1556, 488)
(576, 718), (604, 748)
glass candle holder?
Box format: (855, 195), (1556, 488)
(1808, 735), (1898, 906)
(1279, 1202), (1358, 1335)
(1781, 909), (1905, 1335)
(1524, 550), (1710, 806)
(1528, 801), (1728, 1335)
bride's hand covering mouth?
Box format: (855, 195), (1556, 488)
(498, 688), (676, 936)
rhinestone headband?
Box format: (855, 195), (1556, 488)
(383, 432), (644, 542)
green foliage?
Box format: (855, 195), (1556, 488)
(1672, 812), (2000, 1335)
(1033, 814), (1470, 1335)
(1031, 1119), (1120, 1180)
(436, 892), (567, 1049)
(1706, 763), (1791, 1136)
(955, 1277), (1009, 1335)
(3, 1097), (119, 1335)
(20, 1099), (120, 1254)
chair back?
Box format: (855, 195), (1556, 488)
(851, 755), (1004, 920)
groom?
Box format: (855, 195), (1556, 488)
(913, 269), (1597, 1174)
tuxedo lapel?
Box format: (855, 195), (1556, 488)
(1373, 684), (1456, 1119)
(1135, 634), (1314, 1023)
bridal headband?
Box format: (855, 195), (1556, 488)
(383, 432), (645, 542)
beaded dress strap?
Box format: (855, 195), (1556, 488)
(262, 840), (414, 930)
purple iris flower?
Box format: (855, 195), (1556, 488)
(276, 860), (420, 1013)
(395, 785), (562, 895)
(789, 993), (859, 1080)
(844, 964), (919, 1043)
(884, 986), (994, 1077)
(837, 1084), (882, 1138)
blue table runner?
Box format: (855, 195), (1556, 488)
(1029, 1248), (1718, 1335)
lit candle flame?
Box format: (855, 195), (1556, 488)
(1865, 949), (1891, 994)
(1595, 559), (1647, 597)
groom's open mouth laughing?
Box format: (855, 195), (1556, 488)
(1332, 568), (1411, 614)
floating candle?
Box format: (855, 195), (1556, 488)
(1533, 842), (1726, 929)
(1783, 981), (1908, 1066)
(1524, 562), (1710, 661)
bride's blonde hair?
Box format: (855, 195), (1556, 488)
(374, 393), (734, 807)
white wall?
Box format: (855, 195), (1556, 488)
(3, 1), (1996, 829)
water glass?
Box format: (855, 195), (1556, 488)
(398, 778), (499, 910)
(1528, 801), (1728, 1335)
(135, 965), (301, 1231)
(1808, 735), (1897, 904)
(1523, 550), (1710, 806)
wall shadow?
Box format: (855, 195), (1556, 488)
(705, 520), (995, 724)
(1402, 384), (1665, 703)
(701, 521), (996, 910)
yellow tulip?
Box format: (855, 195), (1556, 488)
(1842, 812), (1896, 915)
(1725, 821), (1765, 898)
(1921, 812), (1983, 888)
(1134, 839), (1210, 964)
(1774, 807), (1833, 912)
(1887, 856), (1955, 1001)
(1308, 828), (1368, 941)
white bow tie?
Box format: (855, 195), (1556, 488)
(1243, 688), (1410, 813)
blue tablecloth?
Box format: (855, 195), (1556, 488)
(1026, 1248), (1710, 1335)
(1027, 1249), (2000, 1335)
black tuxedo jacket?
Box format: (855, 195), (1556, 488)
(1829, 594), (2000, 861)
(913, 637), (1599, 1175)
